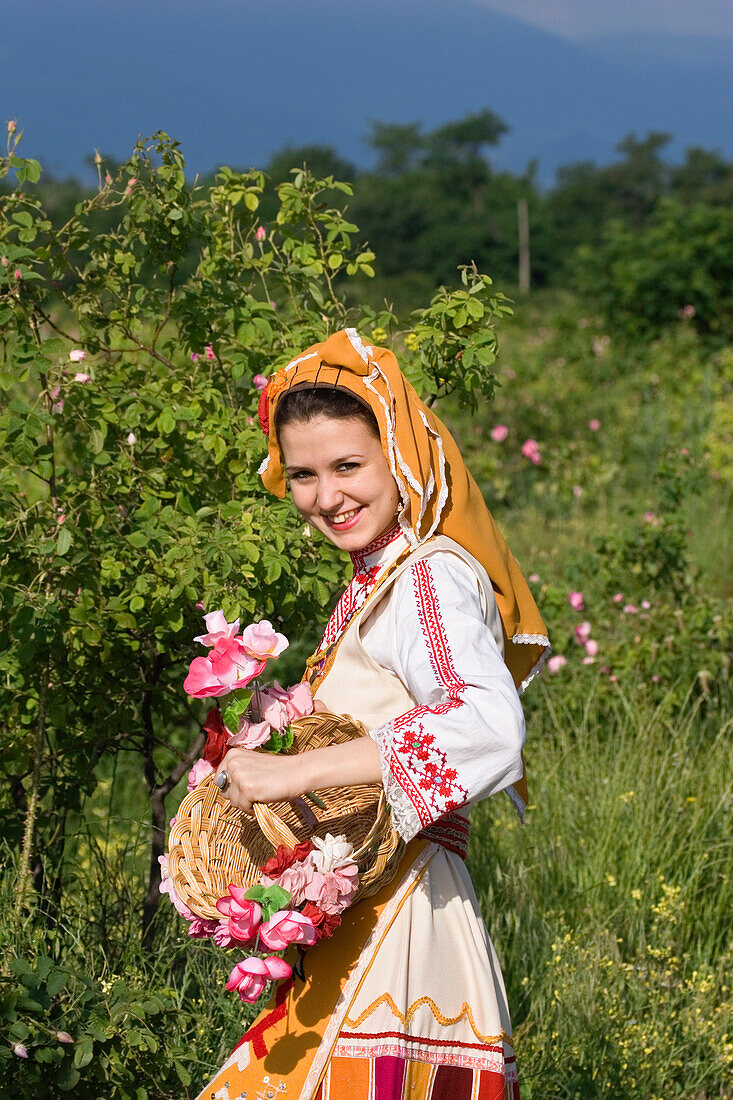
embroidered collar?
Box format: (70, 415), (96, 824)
(349, 523), (408, 576)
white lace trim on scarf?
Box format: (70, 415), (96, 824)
(346, 328), (451, 548)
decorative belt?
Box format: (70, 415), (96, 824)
(418, 812), (470, 859)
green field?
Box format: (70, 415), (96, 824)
(1, 136), (731, 1097)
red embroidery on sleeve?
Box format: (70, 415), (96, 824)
(387, 560), (469, 826)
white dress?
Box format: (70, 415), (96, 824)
(197, 523), (526, 1100)
(302, 524), (525, 1100)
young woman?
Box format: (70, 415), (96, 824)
(196, 328), (549, 1100)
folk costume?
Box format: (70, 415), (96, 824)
(195, 330), (549, 1100)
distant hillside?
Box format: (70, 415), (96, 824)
(5, 0), (733, 183)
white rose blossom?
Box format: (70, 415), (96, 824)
(310, 833), (355, 873)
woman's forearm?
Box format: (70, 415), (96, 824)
(220, 735), (383, 814)
(297, 735), (382, 793)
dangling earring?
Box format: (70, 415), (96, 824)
(303, 523), (312, 539)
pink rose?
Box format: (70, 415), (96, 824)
(568, 591), (585, 611)
(641, 599), (651, 610)
(267, 860), (314, 906)
(528, 573), (540, 583)
(623, 604), (638, 615)
(258, 909), (318, 951)
(187, 916), (218, 938)
(187, 758), (215, 792)
(253, 373), (268, 391)
(584, 639), (599, 657)
(227, 718), (271, 749)
(204, 343), (216, 360)
(216, 884), (262, 942)
(589, 418), (601, 431)
(547, 655), (567, 673)
(158, 854), (196, 921)
(240, 620), (288, 661)
(12, 1043), (28, 1059)
(574, 622), (592, 645)
(194, 609), (241, 647)
(69, 349), (86, 362)
(226, 955), (292, 1003)
(255, 227), (266, 242)
(214, 920), (235, 947)
(521, 439), (541, 464)
(74, 372), (90, 383)
(573, 485), (583, 498)
(183, 637), (265, 697)
(304, 864), (359, 915)
(490, 424), (508, 442)
(258, 686), (290, 731)
(284, 682), (314, 721)
(613, 593), (624, 604)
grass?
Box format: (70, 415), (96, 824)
(469, 681), (733, 1098)
(3, 290), (731, 1097)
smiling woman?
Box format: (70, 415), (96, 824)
(195, 328), (550, 1100)
(277, 395), (401, 551)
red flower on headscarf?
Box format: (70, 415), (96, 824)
(258, 385), (270, 436)
(257, 369), (289, 437)
(301, 902), (342, 939)
(202, 706), (229, 768)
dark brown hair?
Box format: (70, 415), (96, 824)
(273, 385), (380, 441)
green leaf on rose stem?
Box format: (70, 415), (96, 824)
(281, 725), (295, 751)
(221, 691), (252, 733)
(263, 730), (283, 753)
(264, 884), (291, 910)
(56, 527), (72, 556)
(243, 885), (267, 903)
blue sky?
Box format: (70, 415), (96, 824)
(475, 0), (733, 38)
(5, 0), (732, 183)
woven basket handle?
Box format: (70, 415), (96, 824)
(252, 801), (300, 850)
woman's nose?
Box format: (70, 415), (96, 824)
(316, 477), (343, 513)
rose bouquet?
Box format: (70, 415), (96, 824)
(160, 609), (361, 1001)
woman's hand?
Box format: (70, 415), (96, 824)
(217, 749), (304, 815)
(216, 735), (382, 813)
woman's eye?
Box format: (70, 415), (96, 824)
(290, 470), (314, 481)
(338, 462), (360, 472)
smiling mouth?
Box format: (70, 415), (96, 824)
(323, 506), (363, 529)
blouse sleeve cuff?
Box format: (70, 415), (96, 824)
(369, 720), (423, 842)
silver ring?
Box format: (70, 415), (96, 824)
(215, 769), (230, 793)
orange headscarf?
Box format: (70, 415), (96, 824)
(259, 328), (550, 698)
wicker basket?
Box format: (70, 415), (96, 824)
(168, 711), (403, 919)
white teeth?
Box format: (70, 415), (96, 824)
(328, 508), (360, 524)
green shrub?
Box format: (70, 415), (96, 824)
(574, 199), (733, 340)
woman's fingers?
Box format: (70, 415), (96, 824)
(216, 748), (300, 813)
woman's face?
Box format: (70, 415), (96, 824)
(279, 415), (401, 552)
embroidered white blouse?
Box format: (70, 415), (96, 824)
(318, 525), (526, 843)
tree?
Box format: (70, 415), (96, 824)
(574, 198), (733, 339)
(366, 121), (425, 175)
(0, 130), (511, 948)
